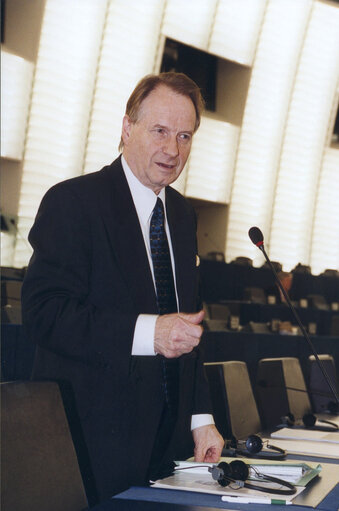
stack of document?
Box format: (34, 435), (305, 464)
(268, 427), (339, 458)
(151, 460), (321, 504)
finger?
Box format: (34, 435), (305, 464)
(194, 447), (205, 463)
(203, 447), (219, 463)
(179, 310), (204, 324)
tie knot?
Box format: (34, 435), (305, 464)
(153, 197), (164, 216)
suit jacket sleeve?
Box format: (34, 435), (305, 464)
(22, 177), (138, 380)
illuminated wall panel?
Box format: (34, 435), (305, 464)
(225, 0), (312, 266)
(185, 116), (239, 204)
(209, 0), (267, 66)
(162, 0), (217, 50)
(13, 0), (107, 267)
(83, 0), (165, 174)
(269, 1), (339, 271)
(310, 148), (339, 274)
(1, 51), (34, 160)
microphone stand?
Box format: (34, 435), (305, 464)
(257, 242), (339, 406)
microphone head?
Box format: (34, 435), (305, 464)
(248, 227), (264, 247)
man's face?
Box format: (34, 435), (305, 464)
(122, 85), (196, 194)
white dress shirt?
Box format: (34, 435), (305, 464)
(121, 156), (214, 430)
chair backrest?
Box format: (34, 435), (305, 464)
(208, 303), (231, 320)
(330, 315), (339, 336)
(256, 357), (311, 429)
(308, 354), (338, 413)
(243, 287), (266, 304)
(1, 381), (88, 511)
(205, 361), (262, 440)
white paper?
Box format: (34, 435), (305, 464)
(271, 427), (339, 444)
(152, 469), (304, 502)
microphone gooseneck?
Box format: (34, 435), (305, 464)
(248, 226), (339, 407)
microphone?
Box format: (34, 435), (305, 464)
(248, 226), (339, 407)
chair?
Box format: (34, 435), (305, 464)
(306, 294), (329, 310)
(330, 315), (339, 336)
(243, 321), (270, 334)
(208, 303), (231, 321)
(255, 357), (311, 429)
(243, 287), (266, 304)
(204, 361), (262, 440)
(231, 256), (252, 266)
(308, 354), (338, 414)
(1, 381), (88, 511)
(203, 318), (229, 332)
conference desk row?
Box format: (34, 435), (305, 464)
(2, 324), (339, 385)
(89, 451), (339, 511)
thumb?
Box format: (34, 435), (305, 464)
(180, 310), (205, 324)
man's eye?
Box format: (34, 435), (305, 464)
(179, 133), (191, 142)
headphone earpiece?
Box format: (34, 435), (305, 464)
(280, 412), (338, 431)
(229, 459), (249, 480)
(244, 434), (263, 454)
(223, 434), (285, 460)
(210, 460), (249, 487)
(209, 460), (296, 495)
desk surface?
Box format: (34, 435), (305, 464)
(89, 461), (339, 511)
(90, 483), (339, 511)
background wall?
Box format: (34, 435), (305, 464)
(1, 0), (338, 274)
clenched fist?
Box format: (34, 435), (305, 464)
(154, 310), (204, 358)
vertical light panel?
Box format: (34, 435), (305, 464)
(1, 51), (34, 160)
(269, 1), (339, 271)
(162, 0), (217, 51)
(13, 0), (107, 268)
(310, 148), (339, 274)
(1, 232), (15, 267)
(83, 0), (165, 174)
(225, 0), (312, 265)
(170, 159), (190, 195)
(209, 0), (267, 66)
(185, 116), (239, 204)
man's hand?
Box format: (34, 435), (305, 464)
(154, 310), (204, 358)
(192, 424), (224, 463)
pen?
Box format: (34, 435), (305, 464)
(221, 496), (292, 505)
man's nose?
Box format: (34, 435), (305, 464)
(163, 135), (179, 157)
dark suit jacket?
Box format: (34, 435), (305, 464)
(22, 156), (212, 503)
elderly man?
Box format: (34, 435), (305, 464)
(22, 72), (224, 505)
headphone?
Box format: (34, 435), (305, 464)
(280, 412), (338, 432)
(208, 460), (296, 495)
(222, 434), (286, 460)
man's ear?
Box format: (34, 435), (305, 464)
(121, 115), (133, 146)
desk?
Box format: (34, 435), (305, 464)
(90, 482), (339, 510)
(88, 456), (339, 511)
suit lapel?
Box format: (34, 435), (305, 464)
(98, 158), (158, 313)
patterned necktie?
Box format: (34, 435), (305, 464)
(150, 197), (179, 412)
(150, 198), (177, 315)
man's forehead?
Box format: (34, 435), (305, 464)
(138, 85), (196, 123)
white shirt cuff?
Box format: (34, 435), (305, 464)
(191, 414), (215, 430)
(131, 314), (157, 355)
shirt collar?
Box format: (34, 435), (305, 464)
(121, 155), (166, 224)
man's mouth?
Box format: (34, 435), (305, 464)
(156, 162), (176, 170)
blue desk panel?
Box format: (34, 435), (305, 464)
(89, 483), (339, 511)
